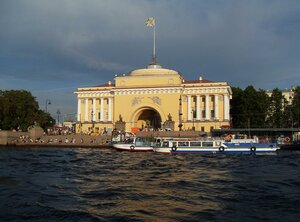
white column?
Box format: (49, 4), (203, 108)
(196, 95), (200, 120)
(187, 95), (191, 121)
(108, 97), (112, 121)
(77, 99), (81, 122)
(85, 98), (89, 121)
(205, 95), (210, 120)
(224, 94), (230, 120)
(92, 98), (96, 122)
(100, 98), (104, 121)
(214, 95), (219, 120)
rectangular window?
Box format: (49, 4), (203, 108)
(98, 112), (101, 120)
(201, 127), (205, 132)
(190, 142), (201, 147)
(202, 142), (213, 147)
(106, 111), (109, 121)
(178, 142), (189, 147)
(192, 109), (196, 118)
(211, 110), (215, 118)
(202, 97), (205, 102)
(202, 110), (205, 118)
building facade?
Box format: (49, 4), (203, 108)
(266, 87), (296, 105)
(74, 63), (232, 134)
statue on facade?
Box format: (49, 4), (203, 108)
(119, 114), (123, 122)
(167, 113), (172, 121)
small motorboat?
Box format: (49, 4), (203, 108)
(112, 137), (153, 152)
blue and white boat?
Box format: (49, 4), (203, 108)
(153, 138), (278, 154)
(220, 139), (278, 154)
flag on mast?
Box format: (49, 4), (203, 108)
(146, 17), (155, 27)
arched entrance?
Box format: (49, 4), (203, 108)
(136, 108), (162, 130)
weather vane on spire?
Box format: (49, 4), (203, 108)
(146, 17), (157, 65)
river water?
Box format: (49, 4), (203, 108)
(0, 147), (300, 222)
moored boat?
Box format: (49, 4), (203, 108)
(221, 139), (278, 154)
(153, 139), (223, 154)
(112, 137), (153, 152)
(153, 138), (278, 154)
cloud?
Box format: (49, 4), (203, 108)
(0, 0), (300, 114)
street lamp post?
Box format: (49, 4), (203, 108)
(178, 95), (183, 131)
(56, 109), (61, 125)
(45, 99), (51, 112)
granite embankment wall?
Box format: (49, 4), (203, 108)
(1, 129), (203, 148)
(0, 131), (29, 146)
(0, 130), (112, 148)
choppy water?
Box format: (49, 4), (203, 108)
(0, 147), (300, 222)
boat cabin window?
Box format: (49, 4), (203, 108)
(162, 141), (169, 147)
(178, 142), (189, 147)
(190, 142), (201, 147)
(135, 137), (144, 142)
(135, 137), (145, 146)
(202, 142), (213, 147)
(125, 138), (134, 143)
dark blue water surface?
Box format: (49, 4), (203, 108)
(0, 147), (300, 222)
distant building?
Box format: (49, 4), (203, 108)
(266, 87), (296, 104)
(74, 61), (232, 134)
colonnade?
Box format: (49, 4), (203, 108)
(77, 97), (113, 122)
(185, 94), (230, 121)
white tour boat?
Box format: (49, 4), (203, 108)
(112, 137), (153, 152)
(153, 139), (223, 154)
(153, 138), (278, 154)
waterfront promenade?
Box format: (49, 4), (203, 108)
(0, 130), (202, 148)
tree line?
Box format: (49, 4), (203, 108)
(0, 90), (55, 131)
(0, 87), (299, 132)
(231, 86), (300, 128)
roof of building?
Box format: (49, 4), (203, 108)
(183, 79), (213, 84)
(94, 83), (115, 87)
(129, 67), (180, 76)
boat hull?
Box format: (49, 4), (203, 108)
(153, 144), (278, 154)
(113, 143), (153, 152)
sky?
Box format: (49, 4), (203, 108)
(1, 0), (300, 119)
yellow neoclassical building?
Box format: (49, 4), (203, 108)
(74, 61), (232, 134)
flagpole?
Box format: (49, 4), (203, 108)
(153, 22), (156, 63)
(146, 17), (157, 65)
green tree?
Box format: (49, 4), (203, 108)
(231, 86), (269, 128)
(0, 90), (54, 131)
(230, 87), (247, 128)
(266, 88), (287, 128)
(291, 86), (300, 127)
(244, 86), (269, 128)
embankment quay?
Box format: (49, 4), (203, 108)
(0, 130), (202, 148)
(0, 131), (112, 148)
